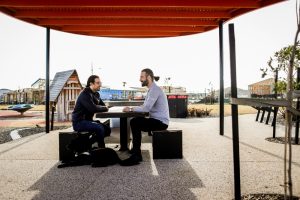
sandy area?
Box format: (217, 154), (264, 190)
(188, 104), (257, 117)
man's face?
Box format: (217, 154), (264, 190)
(90, 78), (102, 91)
(140, 72), (149, 87)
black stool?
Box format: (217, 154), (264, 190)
(152, 130), (182, 159)
(59, 131), (90, 162)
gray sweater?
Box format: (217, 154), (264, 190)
(133, 82), (169, 125)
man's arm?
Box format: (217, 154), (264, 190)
(133, 89), (159, 112)
(99, 97), (106, 106)
(80, 93), (108, 113)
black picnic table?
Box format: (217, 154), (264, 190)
(95, 107), (148, 151)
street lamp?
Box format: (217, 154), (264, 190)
(91, 62), (102, 75)
(122, 82), (127, 99)
(165, 77), (171, 93)
(204, 88), (206, 104)
(209, 82), (213, 104)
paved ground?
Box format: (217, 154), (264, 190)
(0, 114), (299, 200)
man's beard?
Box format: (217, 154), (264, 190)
(141, 80), (148, 87)
(95, 86), (101, 91)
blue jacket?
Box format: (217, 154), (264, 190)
(72, 87), (108, 123)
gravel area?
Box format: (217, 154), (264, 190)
(265, 137), (300, 145)
(0, 127), (17, 144)
(0, 126), (70, 144)
(240, 193), (299, 200)
(18, 126), (70, 137)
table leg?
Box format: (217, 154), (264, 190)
(127, 117), (131, 144)
(119, 117), (129, 151)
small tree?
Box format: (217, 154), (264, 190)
(260, 2), (300, 199)
(260, 45), (300, 96)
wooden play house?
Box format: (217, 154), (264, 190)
(50, 69), (83, 121)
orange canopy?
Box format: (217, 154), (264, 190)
(0, 0), (285, 38)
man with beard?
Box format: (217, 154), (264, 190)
(72, 75), (109, 148)
(123, 68), (169, 162)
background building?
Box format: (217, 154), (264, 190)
(0, 88), (11, 104)
(1, 78), (51, 104)
(248, 78), (274, 97)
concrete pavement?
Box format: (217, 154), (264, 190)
(0, 114), (299, 200)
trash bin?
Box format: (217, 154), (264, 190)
(167, 94), (188, 118)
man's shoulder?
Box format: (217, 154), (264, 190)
(152, 83), (161, 90)
(154, 84), (165, 94)
(78, 88), (90, 98)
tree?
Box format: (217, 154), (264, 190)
(260, 2), (300, 198)
(260, 45), (300, 96)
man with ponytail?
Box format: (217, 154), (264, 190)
(123, 68), (169, 162)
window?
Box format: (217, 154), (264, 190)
(68, 100), (75, 111)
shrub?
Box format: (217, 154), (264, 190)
(188, 108), (212, 118)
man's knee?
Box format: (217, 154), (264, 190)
(93, 124), (105, 137)
(130, 117), (143, 127)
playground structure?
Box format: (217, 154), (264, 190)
(8, 104), (33, 115)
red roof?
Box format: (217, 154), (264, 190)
(0, 0), (285, 38)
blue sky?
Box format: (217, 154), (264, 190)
(0, 0), (296, 92)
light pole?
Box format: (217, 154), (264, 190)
(209, 82), (213, 104)
(91, 62), (101, 75)
(122, 81), (127, 99)
(204, 88), (206, 104)
(164, 77), (171, 93)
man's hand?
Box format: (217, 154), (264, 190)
(123, 106), (131, 112)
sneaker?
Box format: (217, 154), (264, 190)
(131, 153), (143, 162)
(128, 148), (141, 155)
(120, 153), (143, 166)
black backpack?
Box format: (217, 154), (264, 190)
(57, 147), (140, 168)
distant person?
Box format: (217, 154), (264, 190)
(72, 75), (109, 148)
(123, 68), (169, 162)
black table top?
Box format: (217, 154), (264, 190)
(104, 100), (144, 107)
(95, 107), (148, 118)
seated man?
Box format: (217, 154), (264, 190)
(123, 68), (169, 161)
(72, 75), (109, 148)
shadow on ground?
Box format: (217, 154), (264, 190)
(28, 151), (203, 200)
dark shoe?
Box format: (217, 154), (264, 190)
(119, 154), (142, 166)
(132, 153), (143, 162)
(128, 148), (141, 155)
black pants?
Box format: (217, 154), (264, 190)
(72, 120), (105, 148)
(130, 117), (168, 153)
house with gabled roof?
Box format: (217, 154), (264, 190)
(50, 69), (83, 121)
(248, 78), (275, 96)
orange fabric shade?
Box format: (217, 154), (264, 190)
(0, 0), (285, 38)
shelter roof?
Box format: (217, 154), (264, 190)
(0, 0), (285, 38)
